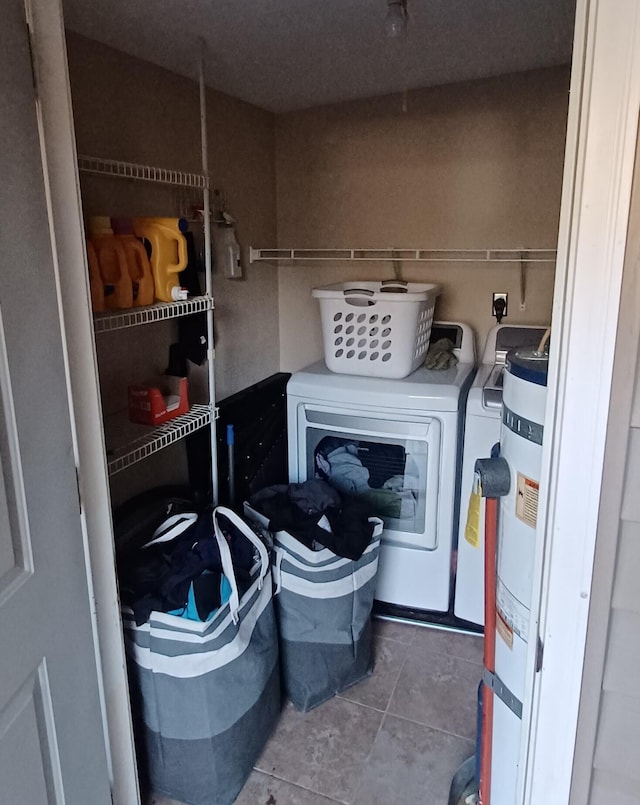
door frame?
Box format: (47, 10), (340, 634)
(28, 0), (640, 802)
(27, 0), (140, 802)
(522, 0), (640, 802)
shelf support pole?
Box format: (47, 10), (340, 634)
(199, 40), (219, 504)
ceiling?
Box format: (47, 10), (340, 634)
(62, 0), (576, 114)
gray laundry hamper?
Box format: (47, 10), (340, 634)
(245, 503), (383, 712)
(122, 507), (280, 805)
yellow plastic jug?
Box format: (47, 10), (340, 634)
(131, 218), (188, 303)
(111, 218), (155, 307)
(85, 240), (105, 313)
(87, 216), (133, 310)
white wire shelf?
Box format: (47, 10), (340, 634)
(106, 404), (216, 476)
(93, 296), (214, 333)
(249, 247), (557, 264)
(78, 155), (209, 189)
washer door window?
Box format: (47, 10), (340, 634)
(300, 406), (441, 550)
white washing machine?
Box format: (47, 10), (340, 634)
(287, 322), (476, 615)
(454, 324), (549, 626)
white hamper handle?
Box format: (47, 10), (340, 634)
(213, 506), (270, 623)
(142, 512), (199, 549)
(380, 280), (409, 293)
(343, 287), (376, 306)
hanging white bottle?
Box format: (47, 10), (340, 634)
(215, 213), (243, 279)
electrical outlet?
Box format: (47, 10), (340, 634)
(492, 292), (508, 321)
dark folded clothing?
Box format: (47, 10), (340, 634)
(288, 478), (341, 515)
(249, 482), (375, 561)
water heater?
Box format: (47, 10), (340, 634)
(491, 349), (548, 805)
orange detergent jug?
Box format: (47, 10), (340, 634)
(111, 218), (155, 307)
(86, 240), (105, 313)
(131, 218), (188, 303)
(87, 216), (133, 310)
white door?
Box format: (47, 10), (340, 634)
(0, 2), (113, 802)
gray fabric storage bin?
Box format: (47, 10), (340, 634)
(122, 507), (280, 805)
(245, 503), (382, 712)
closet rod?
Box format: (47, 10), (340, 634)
(249, 247), (557, 264)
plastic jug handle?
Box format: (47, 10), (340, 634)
(132, 244), (146, 277)
(171, 230), (187, 271)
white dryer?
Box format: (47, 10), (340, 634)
(287, 323), (475, 615)
(453, 324), (549, 626)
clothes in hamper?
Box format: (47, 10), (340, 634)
(287, 477), (341, 515)
(167, 571), (232, 622)
(118, 509), (254, 625)
(245, 516), (383, 712)
(248, 481), (375, 560)
(123, 507), (279, 805)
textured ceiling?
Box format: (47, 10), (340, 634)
(63, 0), (576, 113)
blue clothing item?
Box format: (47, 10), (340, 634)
(169, 571), (232, 622)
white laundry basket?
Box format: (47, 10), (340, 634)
(312, 280), (441, 379)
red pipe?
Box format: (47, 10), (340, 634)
(480, 495), (498, 805)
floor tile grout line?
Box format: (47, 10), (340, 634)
(384, 633), (414, 718)
(345, 705), (386, 804)
(384, 710), (478, 745)
(252, 695), (389, 804)
(347, 627), (415, 804)
(335, 694), (386, 713)
(251, 622), (479, 804)
(374, 632), (415, 647)
(377, 622), (484, 664)
(381, 625), (481, 744)
(336, 628), (418, 714)
(254, 695), (385, 805)
(371, 633), (414, 648)
(254, 767), (349, 804)
(408, 642), (484, 667)
(421, 651), (484, 668)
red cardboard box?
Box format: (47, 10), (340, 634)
(128, 376), (189, 426)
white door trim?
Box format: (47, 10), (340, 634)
(27, 1), (140, 802)
(522, 0), (640, 802)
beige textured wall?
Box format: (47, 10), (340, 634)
(66, 33), (280, 404)
(275, 67), (569, 370)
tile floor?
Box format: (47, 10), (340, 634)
(149, 618), (483, 805)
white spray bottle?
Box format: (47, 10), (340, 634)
(215, 211), (243, 280)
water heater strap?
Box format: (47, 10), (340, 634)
(483, 668), (523, 719)
(502, 405), (544, 446)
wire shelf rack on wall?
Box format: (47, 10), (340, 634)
(249, 247), (557, 263)
(105, 404), (217, 476)
(78, 155), (209, 189)
(93, 297), (214, 334)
